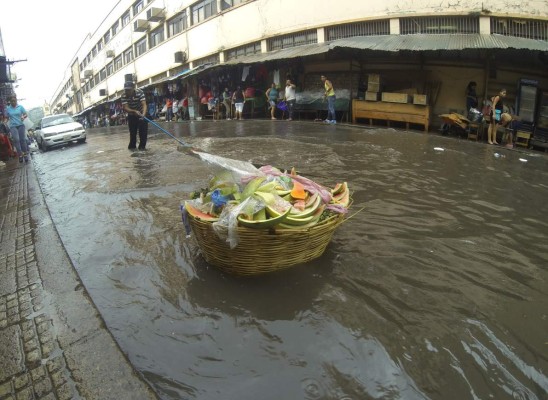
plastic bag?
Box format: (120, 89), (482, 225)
(212, 197), (262, 249)
(23, 118), (33, 131)
(495, 109), (502, 122)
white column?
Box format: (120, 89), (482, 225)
(390, 18), (400, 35)
(479, 16), (491, 34)
(317, 27), (325, 43)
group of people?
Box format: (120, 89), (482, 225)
(160, 96), (190, 122)
(1, 96), (32, 163)
(264, 75), (337, 122)
(466, 82), (514, 148)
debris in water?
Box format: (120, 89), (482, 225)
(519, 158), (528, 163)
(433, 147), (444, 151)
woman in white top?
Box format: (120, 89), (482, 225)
(284, 79), (296, 121)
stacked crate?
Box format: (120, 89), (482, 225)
(365, 74), (381, 101)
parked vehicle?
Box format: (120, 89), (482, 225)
(34, 114), (86, 152)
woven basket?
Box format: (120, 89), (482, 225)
(187, 213), (345, 276)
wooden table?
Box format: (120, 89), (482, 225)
(352, 100), (430, 132)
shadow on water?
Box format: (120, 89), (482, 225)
(30, 122), (548, 400)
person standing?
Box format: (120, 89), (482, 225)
(180, 95), (189, 120)
(166, 97), (173, 121)
(266, 83), (279, 120)
(6, 96), (29, 162)
(232, 86), (246, 120)
(284, 79), (296, 121)
(465, 81), (479, 111)
(172, 97), (180, 121)
(487, 88), (506, 145)
(321, 75), (336, 123)
(222, 87), (232, 120)
(121, 81), (148, 150)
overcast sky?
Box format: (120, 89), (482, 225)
(0, 0), (116, 109)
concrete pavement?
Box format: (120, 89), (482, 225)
(0, 159), (157, 399)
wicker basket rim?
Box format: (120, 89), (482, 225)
(188, 211), (344, 233)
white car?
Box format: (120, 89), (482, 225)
(35, 114), (86, 151)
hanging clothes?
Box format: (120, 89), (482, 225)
(241, 66), (250, 82)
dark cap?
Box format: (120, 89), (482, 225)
(124, 81), (135, 89)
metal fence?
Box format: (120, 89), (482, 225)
(491, 17), (548, 41)
(400, 16), (479, 35)
(326, 20), (390, 40)
(268, 30), (317, 51)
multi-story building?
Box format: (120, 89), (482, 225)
(51, 0), (548, 133)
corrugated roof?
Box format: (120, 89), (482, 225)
(329, 34), (548, 52)
(220, 34), (548, 68)
(224, 42), (330, 65)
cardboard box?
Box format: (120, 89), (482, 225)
(368, 73), (381, 84)
(367, 82), (380, 92)
(365, 91), (380, 101)
(381, 92), (411, 104)
(413, 94), (428, 105)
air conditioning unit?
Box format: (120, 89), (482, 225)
(71, 85), (77, 92)
(106, 50), (115, 58)
(83, 70), (93, 78)
(174, 51), (187, 63)
(133, 19), (149, 32)
(99, 89), (107, 96)
(146, 7), (165, 22)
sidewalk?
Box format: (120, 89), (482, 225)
(0, 159), (157, 400)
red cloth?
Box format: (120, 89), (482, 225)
(0, 133), (16, 160)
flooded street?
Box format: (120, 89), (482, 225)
(30, 121), (548, 400)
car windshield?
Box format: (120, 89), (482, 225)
(42, 115), (75, 128)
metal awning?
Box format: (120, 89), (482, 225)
(222, 34), (548, 67)
(329, 34), (548, 52)
(140, 63), (217, 89)
(177, 62), (217, 78)
(224, 42), (330, 65)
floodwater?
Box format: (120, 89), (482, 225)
(31, 121), (548, 400)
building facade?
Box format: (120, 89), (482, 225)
(51, 0), (548, 133)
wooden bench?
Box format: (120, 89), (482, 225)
(352, 100), (430, 132)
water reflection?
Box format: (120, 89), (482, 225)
(30, 123), (548, 400)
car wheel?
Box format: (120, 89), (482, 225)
(78, 138), (86, 144)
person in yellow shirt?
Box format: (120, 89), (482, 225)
(321, 75), (336, 124)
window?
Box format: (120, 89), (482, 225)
(221, 0), (248, 11)
(96, 40), (103, 51)
(194, 53), (219, 66)
(100, 68), (107, 81)
(191, 0), (217, 25)
(400, 16), (479, 35)
(168, 11), (188, 37)
(107, 63), (114, 76)
(114, 56), (123, 71)
(225, 41), (261, 60)
(124, 47), (133, 64)
(94, 73), (100, 86)
(104, 31), (111, 44)
(326, 20), (391, 40)
(135, 37), (147, 57)
(490, 17), (548, 41)
(268, 30), (317, 51)
(133, 0), (144, 16)
(149, 26), (165, 48)
(112, 21), (119, 35)
(122, 11), (131, 27)
(92, 47), (97, 57)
